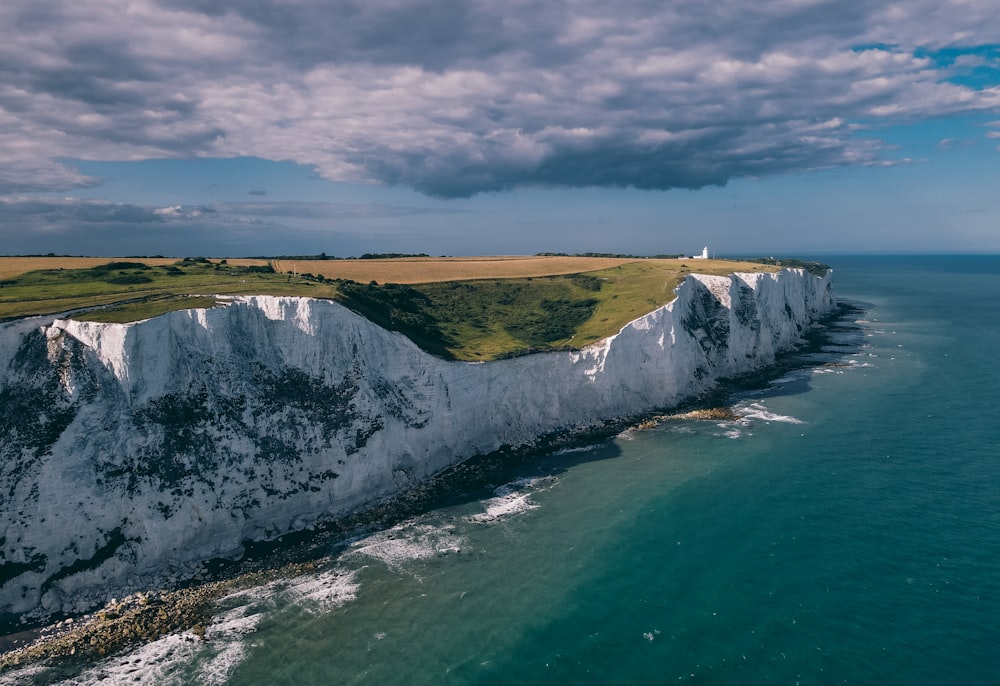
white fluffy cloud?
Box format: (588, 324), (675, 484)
(2, 0), (1000, 196)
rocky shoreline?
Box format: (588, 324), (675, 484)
(1, 301), (851, 673)
(0, 559), (326, 671)
(0, 410), (697, 672)
(0, 401), (753, 673)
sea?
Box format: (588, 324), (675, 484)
(4, 254), (1000, 685)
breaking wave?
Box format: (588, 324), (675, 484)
(467, 476), (558, 524)
(735, 402), (805, 425)
(348, 522), (463, 567)
(32, 604), (264, 686)
(0, 567), (361, 686)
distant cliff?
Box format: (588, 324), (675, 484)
(0, 268), (833, 623)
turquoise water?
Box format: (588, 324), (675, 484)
(10, 256), (1000, 685)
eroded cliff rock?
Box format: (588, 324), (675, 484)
(0, 268), (833, 623)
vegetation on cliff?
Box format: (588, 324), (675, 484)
(0, 258), (338, 322)
(0, 255), (796, 360)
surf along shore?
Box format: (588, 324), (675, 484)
(0, 299), (851, 672)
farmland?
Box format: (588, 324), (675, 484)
(0, 255), (789, 360)
(0, 256), (271, 281)
(271, 255), (638, 284)
(0, 257), (181, 280)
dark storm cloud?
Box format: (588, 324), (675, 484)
(2, 0), (999, 196)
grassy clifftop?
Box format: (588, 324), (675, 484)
(0, 258), (339, 322)
(332, 259), (781, 360)
(0, 255), (815, 360)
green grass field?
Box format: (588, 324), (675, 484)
(0, 258), (339, 322)
(330, 259), (784, 360)
(0, 256), (818, 360)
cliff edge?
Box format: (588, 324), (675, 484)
(0, 268), (833, 623)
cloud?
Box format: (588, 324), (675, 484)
(0, 197), (460, 254)
(0, 196), (467, 255)
(213, 201), (466, 219)
(0, 197), (165, 225)
(2, 0), (1000, 196)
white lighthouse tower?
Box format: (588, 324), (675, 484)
(692, 246), (710, 259)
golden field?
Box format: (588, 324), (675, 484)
(0, 257), (179, 280)
(0, 257), (270, 281)
(270, 255), (642, 283)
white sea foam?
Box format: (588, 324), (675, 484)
(466, 476), (557, 524)
(51, 605), (262, 686)
(721, 426), (744, 440)
(192, 606), (264, 685)
(216, 581), (280, 607)
(283, 569), (360, 613)
(552, 444), (599, 456)
(735, 402), (804, 425)
(217, 566), (359, 616)
(349, 522), (463, 566)
(27, 567), (360, 686)
(0, 662), (49, 685)
(195, 640), (249, 685)
(61, 632), (203, 686)
(468, 489), (537, 524)
(768, 369), (812, 385)
(206, 605), (264, 640)
(510, 475), (557, 490)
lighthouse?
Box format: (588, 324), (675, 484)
(692, 246), (710, 259)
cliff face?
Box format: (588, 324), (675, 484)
(0, 269), (833, 622)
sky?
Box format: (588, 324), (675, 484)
(1, 0), (999, 257)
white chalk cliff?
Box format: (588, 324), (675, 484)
(0, 268), (833, 622)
